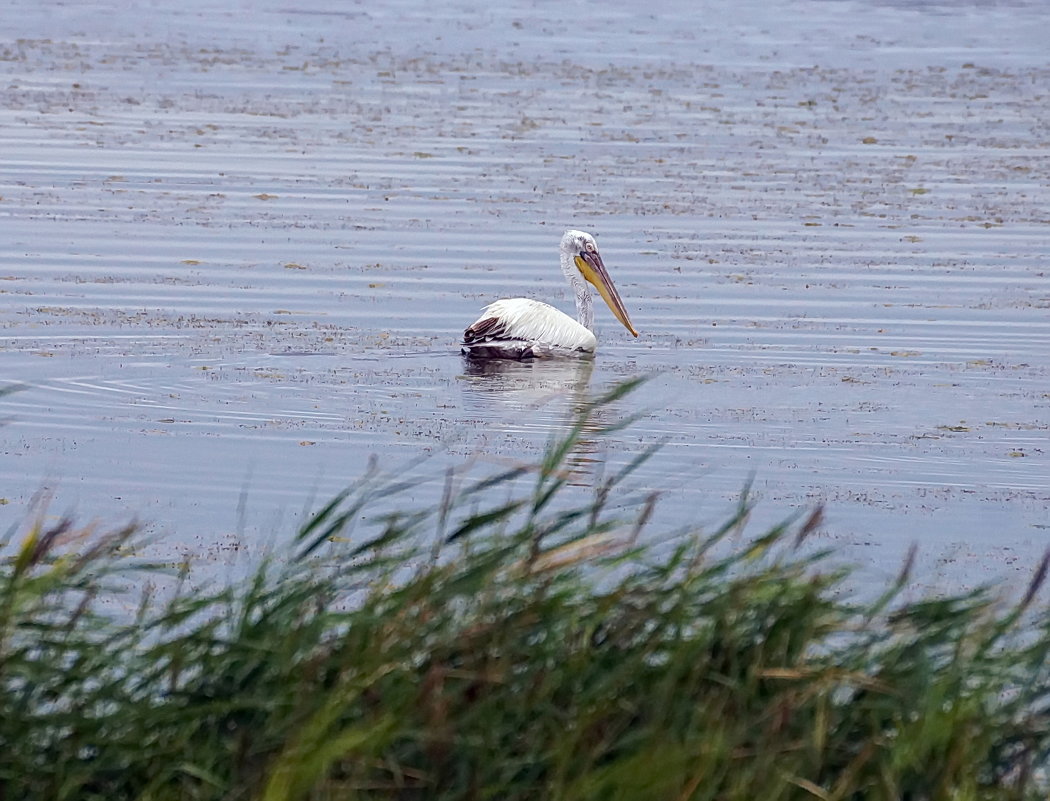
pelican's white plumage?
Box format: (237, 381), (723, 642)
(469, 298), (597, 356)
(462, 230), (637, 360)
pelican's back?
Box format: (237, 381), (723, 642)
(462, 298), (596, 359)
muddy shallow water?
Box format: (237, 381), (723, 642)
(2, 0), (1049, 592)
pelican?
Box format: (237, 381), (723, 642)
(462, 229), (638, 359)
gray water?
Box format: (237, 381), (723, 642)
(2, 0), (1049, 591)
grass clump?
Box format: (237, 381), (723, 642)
(3, 379), (1050, 800)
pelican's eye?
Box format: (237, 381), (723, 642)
(584, 241), (596, 253)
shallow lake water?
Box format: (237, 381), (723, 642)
(2, 0), (1049, 593)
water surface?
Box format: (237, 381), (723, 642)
(2, 0), (1049, 592)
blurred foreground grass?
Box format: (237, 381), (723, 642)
(3, 378), (1050, 800)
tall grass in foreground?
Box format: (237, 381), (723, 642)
(3, 379), (1050, 801)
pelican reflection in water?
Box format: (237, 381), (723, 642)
(462, 229), (638, 359)
(459, 357), (607, 485)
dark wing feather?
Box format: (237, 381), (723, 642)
(463, 316), (510, 344)
(462, 316), (536, 359)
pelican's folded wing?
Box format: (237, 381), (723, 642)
(461, 299), (596, 358)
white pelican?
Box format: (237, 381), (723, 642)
(462, 229), (638, 359)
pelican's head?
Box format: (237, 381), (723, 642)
(561, 229), (639, 337)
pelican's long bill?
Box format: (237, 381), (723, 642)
(574, 249), (639, 337)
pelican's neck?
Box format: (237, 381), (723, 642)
(574, 279), (594, 330)
(560, 245), (593, 331)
